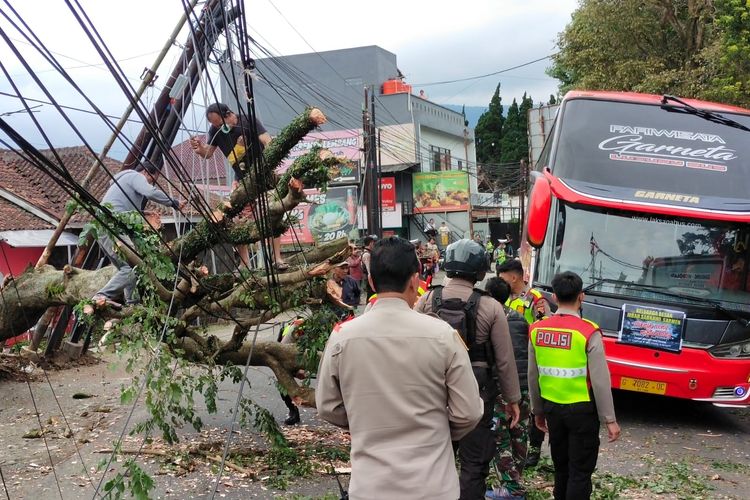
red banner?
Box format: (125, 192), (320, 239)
(380, 177), (396, 212)
(279, 187), (359, 245)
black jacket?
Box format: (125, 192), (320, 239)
(504, 306), (529, 391)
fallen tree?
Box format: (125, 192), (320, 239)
(0, 107), (351, 411)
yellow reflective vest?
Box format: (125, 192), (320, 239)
(506, 288), (545, 324)
(530, 315), (599, 404)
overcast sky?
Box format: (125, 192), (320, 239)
(0, 0), (578, 158)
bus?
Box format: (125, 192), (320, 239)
(524, 91), (750, 407)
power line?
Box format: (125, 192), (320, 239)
(412, 54), (556, 87)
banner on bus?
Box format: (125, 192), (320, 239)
(412, 171), (470, 213)
(279, 186), (359, 245)
(618, 304), (685, 353)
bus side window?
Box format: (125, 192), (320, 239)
(554, 203), (566, 260)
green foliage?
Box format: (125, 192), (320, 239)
(44, 281), (65, 299)
(294, 304), (339, 381)
(550, 0), (750, 108)
(101, 458), (155, 500)
(475, 84), (505, 164)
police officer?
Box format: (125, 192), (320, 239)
(529, 271), (620, 500)
(316, 237), (483, 499)
(497, 259), (550, 324)
(416, 239), (521, 500)
(497, 258), (551, 465)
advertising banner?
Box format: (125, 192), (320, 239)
(279, 186), (359, 245)
(278, 129), (361, 185)
(618, 304), (685, 353)
(380, 177), (396, 212)
(412, 171), (470, 213)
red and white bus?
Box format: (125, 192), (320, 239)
(524, 91), (750, 407)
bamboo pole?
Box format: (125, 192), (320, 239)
(34, 0), (199, 270)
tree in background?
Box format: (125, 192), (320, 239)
(475, 83), (504, 163)
(549, 0), (750, 108)
(500, 98), (525, 163)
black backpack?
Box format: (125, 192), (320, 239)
(430, 286), (493, 365)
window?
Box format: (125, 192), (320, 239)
(458, 159), (463, 170)
(430, 145), (451, 171)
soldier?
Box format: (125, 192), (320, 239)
(497, 258), (551, 466)
(485, 277), (531, 499)
(316, 237), (483, 499)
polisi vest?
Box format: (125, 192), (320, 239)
(430, 286), (493, 366)
(530, 314), (599, 404)
(506, 288), (545, 324)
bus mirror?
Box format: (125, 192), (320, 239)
(527, 176), (552, 248)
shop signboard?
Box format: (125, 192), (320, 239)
(412, 171), (470, 213)
(279, 186), (359, 245)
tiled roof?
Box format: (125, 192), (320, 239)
(0, 197), (53, 230)
(0, 146), (119, 229)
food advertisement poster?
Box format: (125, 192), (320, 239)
(277, 129), (361, 185)
(412, 171), (470, 213)
(279, 186), (359, 245)
(618, 304), (685, 353)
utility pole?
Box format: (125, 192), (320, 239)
(371, 88), (381, 238)
(363, 86), (381, 237)
(519, 159), (527, 243)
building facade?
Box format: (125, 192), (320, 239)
(222, 45), (477, 244)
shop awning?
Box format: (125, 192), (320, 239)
(0, 230), (79, 248)
(380, 163), (418, 173)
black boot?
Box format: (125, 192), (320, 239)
(525, 447), (541, 468)
(284, 406), (300, 426)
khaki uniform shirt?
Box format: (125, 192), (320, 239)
(316, 297), (484, 500)
(416, 278), (522, 404)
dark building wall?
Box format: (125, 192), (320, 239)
(247, 46), (402, 133)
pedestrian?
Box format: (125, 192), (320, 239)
(497, 258), (551, 465)
(415, 239), (521, 500)
(425, 217), (438, 239)
(316, 236), (484, 499)
(529, 271), (620, 500)
(190, 102), (287, 270)
(438, 221), (451, 248)
(90, 161), (185, 310)
(485, 277), (532, 499)
(360, 235), (377, 300)
(505, 233), (515, 259)
(326, 262), (358, 314)
(346, 245), (363, 282)
(494, 241), (507, 274)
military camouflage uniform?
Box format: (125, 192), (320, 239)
(490, 305), (534, 496)
(493, 391), (531, 496)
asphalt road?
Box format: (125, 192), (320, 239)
(0, 305), (747, 499)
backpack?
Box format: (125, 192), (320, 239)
(430, 286), (494, 366)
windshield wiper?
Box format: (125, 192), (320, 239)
(661, 95), (750, 133)
(584, 277), (750, 326)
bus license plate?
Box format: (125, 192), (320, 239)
(619, 377), (667, 395)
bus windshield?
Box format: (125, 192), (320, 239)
(536, 203), (750, 311)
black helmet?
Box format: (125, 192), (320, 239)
(444, 239), (486, 281)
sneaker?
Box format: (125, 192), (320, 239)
(485, 486), (525, 499)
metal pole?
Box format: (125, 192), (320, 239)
(33, 0), (199, 270)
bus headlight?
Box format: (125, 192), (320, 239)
(711, 341), (750, 359)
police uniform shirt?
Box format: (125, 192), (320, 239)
(316, 297), (484, 500)
(416, 277), (522, 404)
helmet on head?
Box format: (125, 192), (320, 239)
(443, 239), (486, 281)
